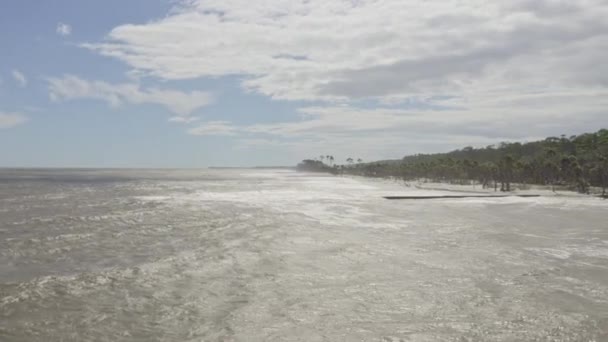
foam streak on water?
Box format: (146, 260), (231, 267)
(1, 169), (607, 341)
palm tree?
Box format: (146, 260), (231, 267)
(544, 148), (560, 191)
(543, 161), (560, 192)
(499, 154), (515, 191)
(591, 155), (608, 197)
(480, 162), (498, 191)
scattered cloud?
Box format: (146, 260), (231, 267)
(80, 0), (608, 158)
(48, 75), (214, 117)
(56, 22), (72, 36)
(85, 0), (608, 103)
(169, 116), (200, 124)
(188, 90), (608, 160)
(0, 112), (28, 129)
(17, 0), (608, 162)
(188, 121), (238, 136)
(12, 70), (27, 87)
(194, 90), (608, 139)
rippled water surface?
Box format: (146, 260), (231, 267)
(1, 168), (607, 341)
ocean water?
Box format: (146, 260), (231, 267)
(1, 168), (607, 341)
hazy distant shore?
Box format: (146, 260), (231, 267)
(209, 166), (296, 170)
(334, 173), (608, 198)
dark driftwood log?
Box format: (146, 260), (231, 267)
(384, 194), (541, 200)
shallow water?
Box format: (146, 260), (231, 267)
(1, 169), (607, 341)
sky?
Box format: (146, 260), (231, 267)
(1, 0), (607, 167)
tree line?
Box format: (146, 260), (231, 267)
(297, 129), (608, 197)
(296, 155), (363, 173)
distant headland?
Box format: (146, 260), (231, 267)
(297, 129), (608, 197)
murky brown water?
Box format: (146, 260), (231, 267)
(1, 169), (607, 341)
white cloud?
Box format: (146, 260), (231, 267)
(48, 75), (214, 117)
(168, 116), (200, 123)
(189, 91), (608, 160)
(85, 0), (608, 102)
(12, 70), (27, 87)
(188, 121), (238, 136)
(56, 22), (72, 36)
(82, 0), (608, 158)
(0, 112), (28, 129)
(194, 93), (608, 140)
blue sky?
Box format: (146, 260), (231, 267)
(1, 0), (303, 167)
(1, 0), (607, 167)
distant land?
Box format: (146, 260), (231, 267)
(208, 166), (295, 170)
(297, 129), (608, 197)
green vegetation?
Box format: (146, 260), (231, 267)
(296, 158), (339, 174)
(299, 129), (608, 196)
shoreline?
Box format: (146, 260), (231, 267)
(320, 172), (608, 199)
